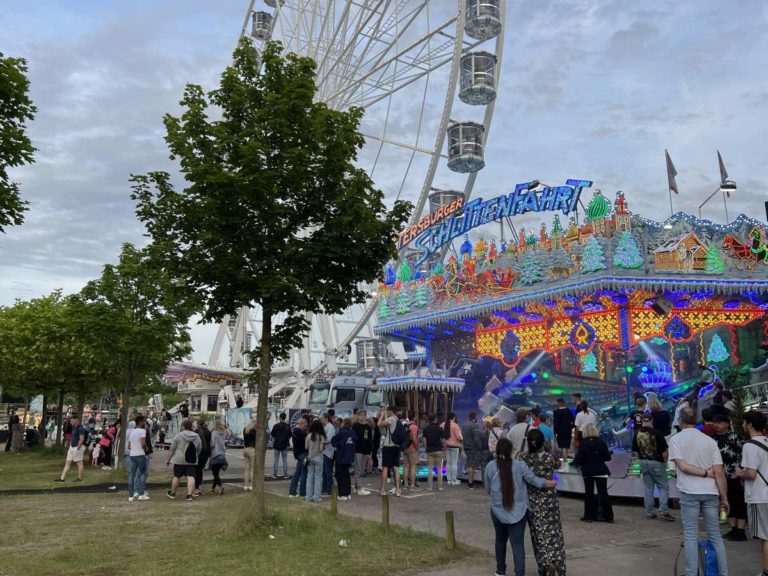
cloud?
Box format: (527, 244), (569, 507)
(1, 0), (767, 363)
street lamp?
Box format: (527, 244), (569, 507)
(698, 151), (736, 223)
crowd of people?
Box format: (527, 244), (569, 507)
(43, 382), (768, 576)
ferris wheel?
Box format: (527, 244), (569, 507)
(209, 0), (506, 377)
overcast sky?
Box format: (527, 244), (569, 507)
(2, 1), (767, 363)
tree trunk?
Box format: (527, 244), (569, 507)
(252, 308), (272, 520)
(116, 379), (132, 470)
(76, 378), (86, 421)
(38, 389), (48, 437)
(55, 387), (65, 447)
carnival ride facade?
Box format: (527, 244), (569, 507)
(372, 185), (768, 493)
(375, 187), (768, 413)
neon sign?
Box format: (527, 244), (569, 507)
(403, 179), (592, 267)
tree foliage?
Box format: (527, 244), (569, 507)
(79, 243), (192, 464)
(0, 52), (36, 233)
(131, 39), (411, 516)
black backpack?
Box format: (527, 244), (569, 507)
(391, 419), (410, 451)
(184, 439), (197, 464)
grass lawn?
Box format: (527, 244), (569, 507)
(0, 491), (474, 576)
(0, 450), (171, 490)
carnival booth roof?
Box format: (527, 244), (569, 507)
(374, 189), (768, 366)
(376, 366), (465, 392)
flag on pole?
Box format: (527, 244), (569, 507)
(717, 150), (729, 183)
(665, 149), (678, 194)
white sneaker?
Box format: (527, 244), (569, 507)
(388, 487), (397, 494)
(358, 489), (371, 496)
(128, 496), (134, 502)
(138, 494), (150, 501)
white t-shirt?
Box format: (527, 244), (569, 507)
(574, 411), (597, 433)
(128, 427), (147, 457)
(668, 428), (722, 495)
(381, 415), (398, 447)
(741, 435), (768, 504)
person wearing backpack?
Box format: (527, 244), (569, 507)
(737, 410), (768, 576)
(378, 405), (403, 497)
(166, 419), (202, 502)
(194, 417), (212, 496)
(461, 411), (486, 489)
(332, 418), (358, 500)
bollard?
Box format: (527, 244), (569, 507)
(445, 511), (456, 549)
(381, 494), (390, 530)
(330, 486), (338, 516)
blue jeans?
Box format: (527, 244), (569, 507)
(322, 455), (334, 494)
(306, 455), (324, 502)
(679, 492), (727, 576)
(273, 449), (289, 477)
(289, 452), (308, 497)
(640, 460), (669, 515)
(490, 510), (527, 576)
(127, 455), (147, 497)
(447, 447), (460, 482)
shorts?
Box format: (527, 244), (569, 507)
(403, 449), (419, 468)
(465, 450), (485, 469)
(381, 446), (400, 469)
(173, 464), (197, 478)
(749, 503), (768, 540)
(556, 432), (571, 449)
(67, 446), (86, 462)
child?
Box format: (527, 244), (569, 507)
(90, 441), (102, 467)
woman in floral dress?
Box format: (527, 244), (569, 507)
(522, 428), (566, 576)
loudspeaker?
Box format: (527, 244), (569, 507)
(651, 295), (673, 316)
(764, 201), (768, 222)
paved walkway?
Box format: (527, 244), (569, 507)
(149, 450), (762, 576)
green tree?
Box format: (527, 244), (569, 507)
(613, 231), (644, 269)
(519, 252), (542, 285)
(0, 52), (36, 233)
(79, 243), (192, 466)
(130, 40), (411, 517)
(705, 245), (725, 274)
(581, 236), (607, 273)
(0, 292), (109, 444)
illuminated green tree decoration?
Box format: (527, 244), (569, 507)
(396, 287), (410, 315)
(378, 296), (391, 319)
(586, 190), (611, 221)
(613, 231), (644, 269)
(519, 252), (543, 285)
(414, 282), (428, 308)
(582, 351), (598, 373)
(398, 260), (413, 283)
(581, 236), (607, 273)
(707, 334), (729, 363)
(705, 245), (725, 274)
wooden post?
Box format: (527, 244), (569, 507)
(381, 494), (390, 530)
(330, 485), (338, 516)
(445, 510), (456, 549)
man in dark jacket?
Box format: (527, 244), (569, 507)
(194, 418), (211, 496)
(288, 418), (309, 498)
(351, 410), (373, 494)
(553, 398), (575, 461)
(461, 412), (485, 489)
(270, 413), (291, 478)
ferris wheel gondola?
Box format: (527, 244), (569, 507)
(210, 0), (506, 381)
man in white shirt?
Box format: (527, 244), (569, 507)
(736, 410), (768, 576)
(506, 408), (530, 458)
(127, 415), (149, 502)
(668, 407), (728, 576)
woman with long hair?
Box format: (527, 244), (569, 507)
(484, 437), (557, 576)
(521, 429), (566, 576)
(572, 422), (613, 523)
(242, 418), (258, 491)
(443, 413), (463, 486)
(306, 418), (327, 503)
(209, 422), (229, 495)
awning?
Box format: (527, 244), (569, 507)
(376, 377), (465, 393)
